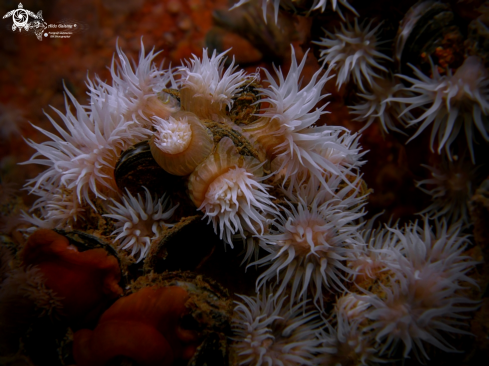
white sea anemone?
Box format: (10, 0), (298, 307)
(243, 47), (354, 191)
(347, 218), (402, 283)
(22, 185), (86, 231)
(318, 293), (382, 366)
(87, 41), (179, 128)
(314, 19), (391, 91)
(357, 218), (479, 360)
(23, 90), (150, 208)
(231, 291), (323, 366)
(393, 56), (489, 162)
(188, 137), (277, 246)
(104, 187), (178, 262)
(391, 217), (478, 281)
(253, 179), (366, 308)
(179, 49), (250, 119)
(416, 157), (475, 226)
(349, 74), (409, 134)
(230, 0), (358, 23)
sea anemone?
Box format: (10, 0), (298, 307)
(230, 0), (358, 23)
(231, 290), (323, 366)
(253, 178), (366, 308)
(179, 49), (249, 120)
(318, 293), (382, 366)
(393, 56), (489, 162)
(347, 218), (402, 284)
(22, 89), (150, 208)
(349, 74), (409, 134)
(22, 185), (86, 231)
(356, 218), (480, 360)
(243, 47), (352, 191)
(416, 157), (475, 226)
(23, 43), (179, 211)
(149, 111), (214, 176)
(314, 19), (391, 91)
(87, 41), (179, 128)
(390, 217), (478, 280)
(104, 188), (178, 262)
(188, 137), (276, 246)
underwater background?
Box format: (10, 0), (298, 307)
(1, 0), (489, 365)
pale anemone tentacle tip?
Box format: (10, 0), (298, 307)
(230, 0), (358, 23)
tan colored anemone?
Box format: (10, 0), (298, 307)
(149, 111), (214, 176)
(188, 137), (276, 245)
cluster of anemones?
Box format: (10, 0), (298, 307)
(22, 45), (180, 259)
(312, 17), (420, 136)
(19, 41), (481, 365)
(344, 217), (479, 361)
